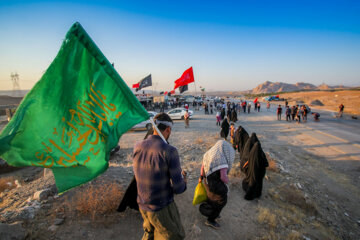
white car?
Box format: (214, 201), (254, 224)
(167, 108), (194, 120)
(131, 111), (157, 130)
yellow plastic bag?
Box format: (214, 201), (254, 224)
(192, 182), (208, 205)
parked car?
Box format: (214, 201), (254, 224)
(167, 108), (194, 120)
(131, 111), (157, 130)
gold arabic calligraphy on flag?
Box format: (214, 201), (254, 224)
(33, 83), (122, 168)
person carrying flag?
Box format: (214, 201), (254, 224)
(133, 113), (187, 240)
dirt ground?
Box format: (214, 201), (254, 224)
(0, 103), (360, 240)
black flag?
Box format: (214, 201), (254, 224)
(159, 91), (164, 95)
(179, 84), (188, 94)
(136, 74), (152, 92)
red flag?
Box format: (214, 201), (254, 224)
(276, 95), (279, 98)
(174, 67), (194, 89)
(170, 89), (175, 94)
(132, 83), (140, 88)
(254, 97), (258, 103)
(164, 91), (168, 95)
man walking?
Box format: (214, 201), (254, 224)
(133, 113), (187, 240)
(291, 105), (296, 121)
(184, 109), (190, 128)
(338, 104), (344, 118)
(277, 105), (282, 120)
(285, 106), (291, 121)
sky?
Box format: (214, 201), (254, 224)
(0, 0), (359, 92)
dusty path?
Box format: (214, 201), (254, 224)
(1, 104), (359, 239)
(102, 105), (360, 239)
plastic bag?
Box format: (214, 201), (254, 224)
(192, 182), (207, 205)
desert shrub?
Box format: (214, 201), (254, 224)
(194, 137), (204, 145)
(265, 153), (279, 172)
(65, 180), (123, 220)
(279, 185), (317, 215)
(258, 207), (277, 228)
(0, 177), (16, 193)
(287, 230), (302, 240)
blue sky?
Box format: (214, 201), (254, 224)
(0, 0), (359, 92)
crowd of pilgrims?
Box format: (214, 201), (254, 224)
(277, 101), (319, 123)
(118, 99), (269, 230)
(117, 125), (268, 231)
(116, 97), (329, 234)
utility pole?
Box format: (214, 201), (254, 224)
(10, 72), (21, 97)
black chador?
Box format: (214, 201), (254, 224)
(227, 109), (231, 120)
(220, 108), (225, 120)
(117, 128), (154, 212)
(240, 133), (259, 172)
(220, 118), (230, 140)
(233, 126), (249, 154)
(230, 109), (237, 122)
(117, 176), (139, 212)
(242, 142), (268, 200)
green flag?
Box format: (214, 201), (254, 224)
(0, 22), (149, 193)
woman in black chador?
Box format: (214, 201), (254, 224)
(220, 117), (230, 140)
(233, 126), (249, 154)
(242, 141), (268, 200)
(230, 109), (238, 122)
(240, 133), (259, 171)
(220, 108), (225, 120)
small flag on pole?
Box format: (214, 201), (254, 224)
(179, 84), (188, 94)
(135, 74), (152, 92)
(132, 83), (140, 88)
(174, 67), (194, 89)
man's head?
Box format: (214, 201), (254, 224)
(153, 113), (173, 140)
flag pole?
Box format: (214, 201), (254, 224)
(149, 118), (167, 143)
(193, 82), (199, 110)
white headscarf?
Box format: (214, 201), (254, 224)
(202, 140), (235, 177)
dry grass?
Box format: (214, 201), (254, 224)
(274, 206), (305, 227)
(64, 180), (123, 220)
(194, 136), (204, 145)
(258, 207), (277, 228)
(0, 176), (16, 193)
(194, 134), (219, 150)
(205, 139), (218, 150)
(266, 153), (279, 172)
(287, 230), (302, 240)
(278, 185), (317, 215)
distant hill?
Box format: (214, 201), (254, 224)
(0, 90), (29, 97)
(251, 81), (349, 94)
(0, 95), (23, 105)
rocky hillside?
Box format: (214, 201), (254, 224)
(250, 81), (352, 94)
(251, 81), (317, 94)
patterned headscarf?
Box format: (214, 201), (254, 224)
(202, 140), (235, 177)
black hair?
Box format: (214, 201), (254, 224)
(154, 113), (173, 131)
